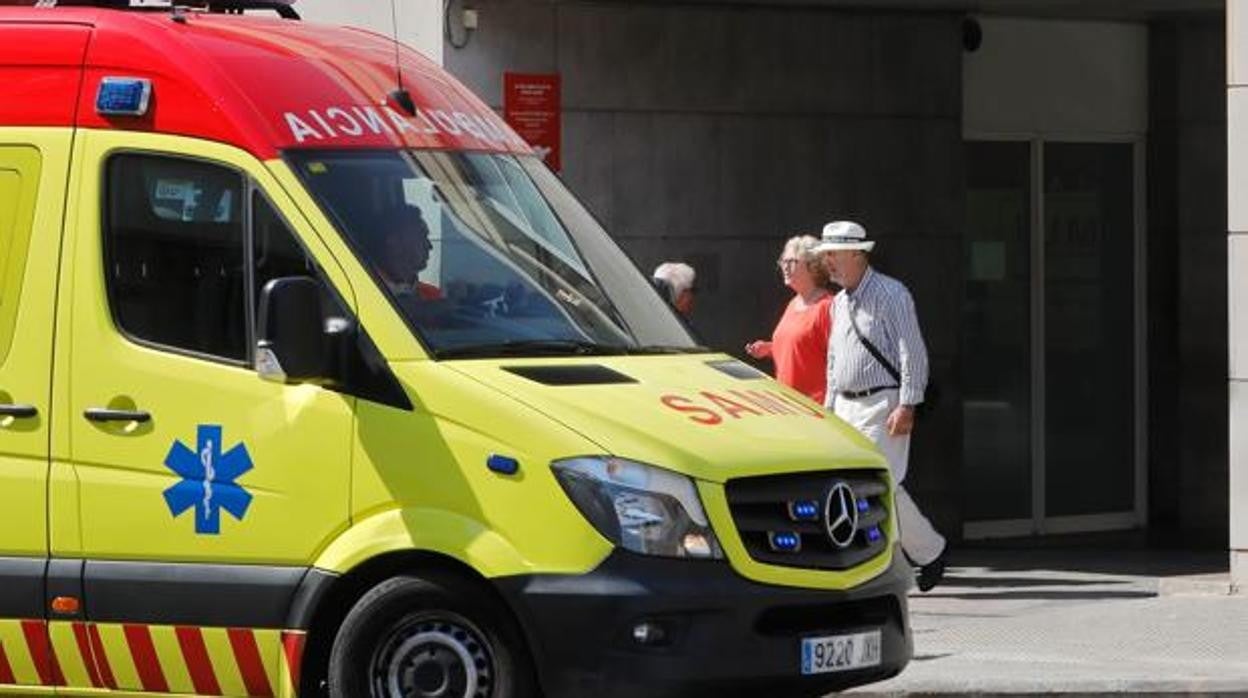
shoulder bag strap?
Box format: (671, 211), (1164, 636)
(848, 301), (901, 385)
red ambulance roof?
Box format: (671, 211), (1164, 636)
(0, 7), (530, 159)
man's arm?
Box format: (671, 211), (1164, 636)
(893, 287), (929, 407)
(881, 287), (926, 436)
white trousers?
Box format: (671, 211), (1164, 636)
(833, 389), (946, 566)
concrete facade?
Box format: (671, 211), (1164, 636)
(446, 0), (967, 536)
(964, 18), (1149, 137)
(1149, 18), (1229, 544)
(296, 0), (442, 62)
(1229, 0), (1248, 589)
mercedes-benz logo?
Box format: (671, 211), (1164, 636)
(824, 481), (859, 549)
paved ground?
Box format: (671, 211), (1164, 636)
(847, 548), (1248, 695)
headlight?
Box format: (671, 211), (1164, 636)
(552, 457), (723, 559)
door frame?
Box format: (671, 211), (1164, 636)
(962, 132), (1148, 540)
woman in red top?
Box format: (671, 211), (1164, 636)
(745, 235), (834, 403)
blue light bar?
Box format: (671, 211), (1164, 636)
(856, 498), (870, 513)
(768, 531), (802, 553)
(787, 500), (820, 522)
(96, 77), (152, 116)
(866, 527), (882, 543)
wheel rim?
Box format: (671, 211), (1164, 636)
(370, 614), (495, 698)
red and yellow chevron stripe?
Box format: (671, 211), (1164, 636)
(0, 620), (62, 688)
(0, 619), (304, 697)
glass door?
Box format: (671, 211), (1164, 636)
(964, 141), (1033, 527)
(1043, 143), (1137, 521)
(963, 139), (1141, 537)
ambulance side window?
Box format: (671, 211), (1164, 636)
(253, 190), (318, 304)
(252, 190), (347, 322)
(104, 154), (248, 362)
(252, 190), (411, 409)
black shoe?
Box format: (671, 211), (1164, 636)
(916, 553), (946, 592)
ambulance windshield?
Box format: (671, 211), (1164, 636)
(286, 150), (700, 358)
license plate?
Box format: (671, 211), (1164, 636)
(800, 630), (882, 675)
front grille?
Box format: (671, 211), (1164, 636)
(725, 470), (890, 570)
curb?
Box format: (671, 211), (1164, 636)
(1156, 574), (1243, 597)
(852, 693), (1248, 697)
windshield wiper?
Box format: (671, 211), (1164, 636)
(436, 339), (633, 360)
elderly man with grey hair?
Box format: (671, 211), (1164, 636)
(652, 262), (697, 318)
(815, 221), (948, 592)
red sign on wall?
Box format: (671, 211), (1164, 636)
(503, 72), (561, 172)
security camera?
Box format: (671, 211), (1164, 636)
(962, 17), (983, 53)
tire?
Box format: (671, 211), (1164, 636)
(327, 574), (537, 698)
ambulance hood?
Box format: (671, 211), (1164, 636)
(443, 354), (886, 484)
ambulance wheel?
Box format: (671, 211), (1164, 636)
(328, 574), (536, 698)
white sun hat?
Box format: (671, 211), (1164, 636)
(812, 221), (875, 253)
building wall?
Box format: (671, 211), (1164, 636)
(1150, 18), (1229, 545)
(445, 0), (966, 536)
(1228, 0), (1248, 587)
(965, 18), (1148, 137)
(296, 0), (443, 62)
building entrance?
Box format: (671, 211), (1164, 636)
(963, 139), (1144, 537)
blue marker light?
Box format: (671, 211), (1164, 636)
(487, 454), (520, 475)
(866, 527), (882, 543)
(857, 498), (870, 513)
(787, 500), (820, 521)
(96, 77), (152, 116)
(768, 531), (802, 552)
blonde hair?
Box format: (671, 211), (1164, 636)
(781, 235), (831, 287)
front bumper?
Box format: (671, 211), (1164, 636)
(494, 548), (912, 698)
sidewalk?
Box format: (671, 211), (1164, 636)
(848, 548), (1248, 695)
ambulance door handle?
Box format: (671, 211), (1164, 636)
(0, 404), (37, 419)
(84, 408), (151, 424)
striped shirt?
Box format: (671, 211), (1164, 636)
(824, 267), (929, 408)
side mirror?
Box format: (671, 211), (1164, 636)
(257, 277), (330, 384)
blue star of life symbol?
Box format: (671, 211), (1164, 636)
(162, 425), (254, 535)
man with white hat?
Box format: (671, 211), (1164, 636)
(814, 220), (948, 592)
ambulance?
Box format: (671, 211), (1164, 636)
(0, 1), (912, 696)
